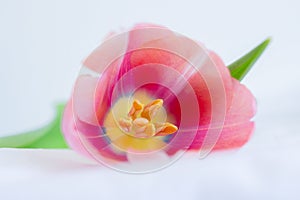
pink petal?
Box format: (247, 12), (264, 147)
(73, 75), (99, 126)
(82, 31), (128, 74)
(62, 100), (90, 157)
(189, 79), (256, 150)
(62, 100), (127, 161)
(213, 80), (256, 150)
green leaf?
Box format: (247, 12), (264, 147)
(0, 103), (68, 149)
(228, 38), (271, 81)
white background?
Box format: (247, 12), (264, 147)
(0, 0), (299, 199)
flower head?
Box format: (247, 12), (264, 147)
(62, 24), (256, 172)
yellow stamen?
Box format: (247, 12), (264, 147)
(128, 99), (143, 120)
(133, 117), (149, 127)
(141, 99), (163, 121)
(118, 118), (132, 132)
(118, 98), (178, 138)
(132, 118), (149, 135)
(144, 123), (156, 137)
(155, 122), (178, 136)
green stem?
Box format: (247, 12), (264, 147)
(0, 103), (68, 148)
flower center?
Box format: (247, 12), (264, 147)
(118, 99), (178, 138)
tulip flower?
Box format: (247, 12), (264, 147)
(0, 24), (270, 172)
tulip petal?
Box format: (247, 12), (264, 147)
(62, 100), (90, 157)
(63, 100), (127, 161)
(73, 75), (99, 126)
(215, 79), (256, 150)
(83, 32), (128, 74)
(189, 79), (256, 151)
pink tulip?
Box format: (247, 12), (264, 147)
(62, 24), (256, 164)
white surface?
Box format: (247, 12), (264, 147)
(1, 131), (300, 200)
(0, 0), (300, 199)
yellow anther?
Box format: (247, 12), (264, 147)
(128, 99), (143, 120)
(133, 117), (149, 128)
(119, 118), (132, 132)
(141, 99), (163, 121)
(143, 123), (156, 137)
(132, 117), (149, 135)
(155, 122), (178, 136)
